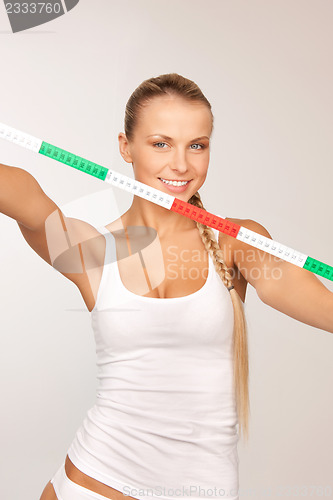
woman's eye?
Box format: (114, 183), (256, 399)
(153, 142), (206, 149)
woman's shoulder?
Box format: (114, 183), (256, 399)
(216, 217), (272, 302)
(218, 217), (273, 266)
(225, 217), (272, 236)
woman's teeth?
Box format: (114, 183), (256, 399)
(159, 178), (189, 186)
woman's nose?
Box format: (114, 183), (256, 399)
(170, 150), (188, 173)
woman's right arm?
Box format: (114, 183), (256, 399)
(0, 163), (59, 231)
(0, 163), (104, 287)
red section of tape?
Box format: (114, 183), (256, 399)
(171, 199), (241, 238)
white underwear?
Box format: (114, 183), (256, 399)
(51, 462), (115, 500)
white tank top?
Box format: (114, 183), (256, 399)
(67, 223), (239, 500)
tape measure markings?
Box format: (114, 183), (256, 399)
(0, 121), (332, 282)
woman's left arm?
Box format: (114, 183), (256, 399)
(232, 219), (333, 334)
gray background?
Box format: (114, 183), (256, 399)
(0, 1), (332, 499)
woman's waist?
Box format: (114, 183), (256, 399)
(85, 402), (238, 443)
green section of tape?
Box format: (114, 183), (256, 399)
(39, 141), (108, 181)
(303, 256), (333, 281)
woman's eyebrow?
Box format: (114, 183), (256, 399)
(146, 134), (210, 141)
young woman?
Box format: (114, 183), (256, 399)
(1, 73), (332, 500)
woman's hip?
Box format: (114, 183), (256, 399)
(51, 462), (115, 500)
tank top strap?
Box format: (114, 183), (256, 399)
(211, 226), (219, 241)
(93, 225), (117, 272)
(101, 226), (117, 266)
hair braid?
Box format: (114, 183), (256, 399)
(188, 191), (250, 442)
(188, 193), (235, 289)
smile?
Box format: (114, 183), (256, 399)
(158, 177), (191, 186)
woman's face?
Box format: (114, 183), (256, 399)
(118, 95), (213, 200)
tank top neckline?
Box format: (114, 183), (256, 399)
(103, 226), (215, 302)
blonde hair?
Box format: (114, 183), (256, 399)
(124, 73), (250, 441)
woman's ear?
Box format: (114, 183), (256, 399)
(118, 133), (133, 163)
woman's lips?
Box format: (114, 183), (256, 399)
(158, 178), (192, 193)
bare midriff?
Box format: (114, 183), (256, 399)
(65, 455), (139, 500)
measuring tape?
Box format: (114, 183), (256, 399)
(1, 121), (332, 283)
